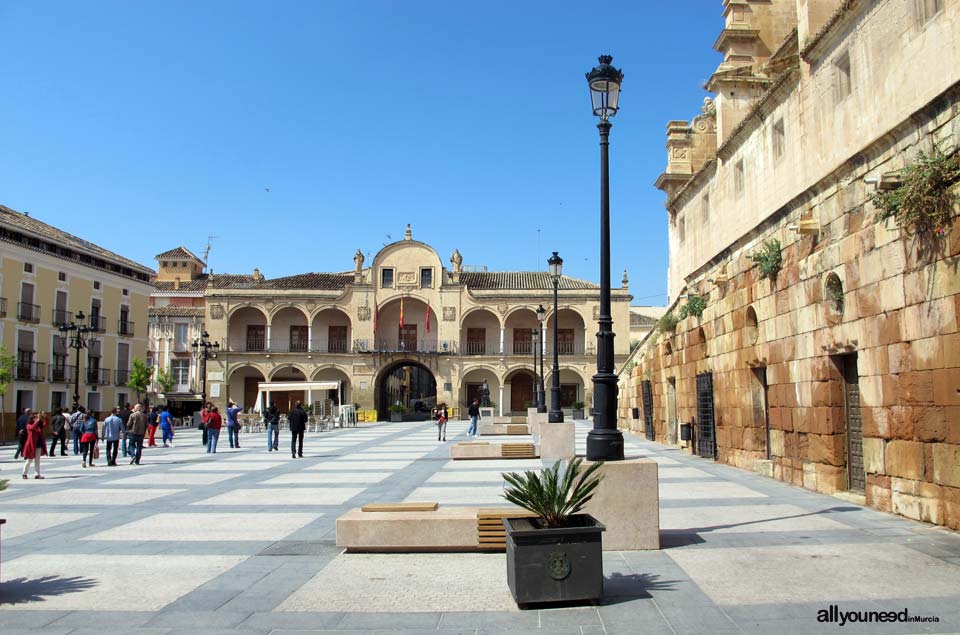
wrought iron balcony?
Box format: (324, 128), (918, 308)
(368, 339), (456, 354)
(462, 341), (489, 355)
(50, 364), (77, 383)
(86, 367), (111, 385)
(15, 360), (45, 381)
(118, 320), (135, 336)
(17, 302), (40, 323)
(89, 314), (107, 333)
(52, 309), (73, 327)
(115, 369), (131, 385)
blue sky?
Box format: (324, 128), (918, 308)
(0, 1), (720, 305)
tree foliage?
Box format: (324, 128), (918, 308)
(126, 359), (152, 401)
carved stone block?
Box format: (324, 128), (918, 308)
(357, 306), (371, 321)
(210, 304), (224, 320)
(442, 307), (456, 321)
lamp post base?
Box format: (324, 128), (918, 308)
(586, 428), (624, 461)
(548, 409), (564, 423)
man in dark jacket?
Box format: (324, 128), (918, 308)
(265, 402), (280, 451)
(14, 407), (31, 459)
(288, 402), (308, 459)
(49, 407), (68, 456)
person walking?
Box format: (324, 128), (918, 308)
(435, 403), (448, 442)
(467, 399), (481, 437)
(80, 411), (99, 468)
(205, 405), (223, 453)
(199, 402), (212, 447)
(146, 406), (159, 447)
(49, 407), (68, 456)
(126, 404), (149, 465)
(265, 402), (280, 451)
(21, 413), (47, 479)
(70, 406), (85, 455)
(159, 406), (175, 447)
(119, 403), (132, 458)
(102, 407), (124, 466)
(288, 401), (307, 459)
(14, 407), (31, 460)
(226, 400), (241, 449)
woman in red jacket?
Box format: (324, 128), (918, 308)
(21, 413), (48, 479)
(205, 405), (223, 454)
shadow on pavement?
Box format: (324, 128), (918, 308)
(0, 575), (98, 604)
(601, 572), (679, 603)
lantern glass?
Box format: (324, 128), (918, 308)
(548, 251), (563, 280)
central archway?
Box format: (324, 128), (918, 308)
(375, 360), (437, 421)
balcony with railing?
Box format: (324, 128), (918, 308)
(16, 360), (45, 381)
(52, 309), (73, 327)
(362, 339), (457, 354)
(115, 369), (130, 386)
(89, 314), (107, 333)
(86, 367), (111, 385)
(118, 320), (135, 336)
(50, 364), (77, 383)
(18, 302), (41, 323)
(462, 340), (489, 356)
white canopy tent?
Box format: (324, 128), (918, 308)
(254, 380), (341, 414)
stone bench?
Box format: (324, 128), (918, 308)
(479, 423), (530, 436)
(336, 505), (532, 552)
(451, 441), (538, 460)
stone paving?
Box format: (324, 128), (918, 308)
(1, 420), (959, 634)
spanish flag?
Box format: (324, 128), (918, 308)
(399, 296), (404, 329)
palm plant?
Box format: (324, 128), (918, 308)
(502, 458), (604, 529)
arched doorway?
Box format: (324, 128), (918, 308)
(268, 365), (307, 414)
(228, 365), (266, 413)
(376, 360), (437, 421)
(505, 367), (536, 414)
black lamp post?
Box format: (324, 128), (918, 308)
(547, 252), (564, 423)
(585, 54), (625, 461)
(531, 327), (539, 410)
(191, 331), (220, 406)
(58, 310), (93, 413)
(535, 304), (547, 414)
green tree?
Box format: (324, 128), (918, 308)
(0, 346), (15, 443)
(126, 359), (152, 403)
(154, 366), (175, 396)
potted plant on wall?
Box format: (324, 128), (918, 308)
(571, 401), (586, 420)
(501, 458), (606, 608)
(388, 404), (404, 422)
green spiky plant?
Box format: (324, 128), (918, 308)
(502, 458), (605, 529)
(748, 239), (783, 277)
(657, 312), (679, 333)
(871, 144), (959, 235)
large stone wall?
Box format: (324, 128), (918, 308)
(623, 89), (960, 529)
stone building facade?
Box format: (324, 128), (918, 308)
(179, 226), (631, 418)
(619, 0), (960, 530)
(0, 204), (153, 437)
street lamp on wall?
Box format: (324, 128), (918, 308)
(192, 331), (220, 406)
(548, 251), (564, 424)
(585, 54), (625, 461)
(535, 304), (547, 414)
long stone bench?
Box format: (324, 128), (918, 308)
(478, 423), (530, 436)
(336, 505), (534, 552)
(450, 441), (537, 460)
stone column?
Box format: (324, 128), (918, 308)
(498, 385), (504, 417)
(499, 327), (505, 356)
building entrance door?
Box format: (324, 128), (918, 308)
(666, 377), (678, 444)
(751, 367), (770, 460)
(696, 372), (717, 459)
(510, 373), (534, 413)
(641, 380), (655, 441)
(840, 353), (864, 493)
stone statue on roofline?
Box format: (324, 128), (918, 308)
(354, 249), (364, 273)
(450, 249), (462, 273)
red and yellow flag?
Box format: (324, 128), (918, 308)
(399, 296), (405, 329)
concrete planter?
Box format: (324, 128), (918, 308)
(503, 514), (605, 608)
(571, 409), (585, 420)
(389, 412), (403, 422)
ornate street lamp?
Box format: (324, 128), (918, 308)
(58, 310), (94, 413)
(531, 327), (540, 411)
(547, 252), (564, 424)
(191, 331), (220, 406)
(535, 304), (547, 414)
(585, 54), (625, 461)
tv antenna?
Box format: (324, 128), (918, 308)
(202, 235), (219, 268)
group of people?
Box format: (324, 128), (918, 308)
(13, 403), (179, 478)
(194, 399), (308, 458)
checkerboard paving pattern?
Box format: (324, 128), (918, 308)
(1, 418), (958, 634)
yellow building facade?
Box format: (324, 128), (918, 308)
(198, 227), (632, 418)
(0, 205), (153, 438)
